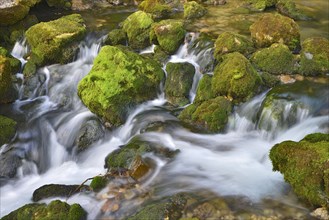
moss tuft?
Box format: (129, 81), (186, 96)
(90, 176), (108, 192)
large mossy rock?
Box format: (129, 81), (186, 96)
(122, 11), (154, 50)
(78, 46), (165, 127)
(193, 74), (215, 104)
(165, 62), (195, 107)
(150, 19), (186, 54)
(246, 0), (277, 11)
(32, 184), (86, 202)
(270, 133), (329, 208)
(2, 200), (87, 220)
(211, 52), (261, 103)
(25, 14), (86, 67)
(0, 55), (18, 103)
(299, 37), (329, 76)
(250, 13), (300, 51)
(104, 29), (127, 46)
(179, 96), (232, 132)
(138, 0), (172, 19)
(276, 0), (308, 20)
(0, 115), (16, 147)
(251, 43), (295, 75)
(214, 31), (255, 61)
(183, 1), (207, 20)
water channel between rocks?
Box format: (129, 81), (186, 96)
(0, 0), (328, 219)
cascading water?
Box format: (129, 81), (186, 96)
(0, 32), (328, 219)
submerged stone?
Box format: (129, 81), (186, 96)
(150, 19), (186, 54)
(184, 1), (207, 20)
(214, 31), (255, 61)
(78, 46), (164, 127)
(165, 62), (195, 107)
(212, 52), (261, 103)
(122, 11), (154, 50)
(0, 115), (16, 147)
(250, 13), (300, 51)
(25, 14), (86, 67)
(299, 37), (329, 76)
(270, 133), (329, 208)
(251, 43), (295, 75)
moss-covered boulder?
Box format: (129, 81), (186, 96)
(0, 115), (16, 147)
(270, 133), (329, 208)
(104, 29), (127, 46)
(183, 1), (207, 20)
(165, 62), (195, 106)
(0, 55), (18, 103)
(179, 96), (232, 132)
(212, 52), (261, 103)
(90, 176), (108, 192)
(275, 0), (308, 20)
(150, 19), (186, 54)
(46, 0), (72, 10)
(32, 184), (87, 202)
(250, 13), (300, 51)
(127, 193), (187, 220)
(25, 14), (86, 68)
(2, 200), (87, 220)
(245, 0), (277, 11)
(299, 37), (329, 76)
(139, 0), (172, 19)
(214, 31), (255, 61)
(193, 74), (215, 104)
(251, 43), (295, 75)
(78, 46), (164, 127)
(122, 11), (154, 50)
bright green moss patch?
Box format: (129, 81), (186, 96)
(25, 14), (86, 66)
(251, 43), (295, 74)
(0, 115), (16, 147)
(139, 0), (172, 19)
(270, 133), (329, 208)
(0, 56), (17, 103)
(193, 74), (215, 104)
(90, 176), (108, 192)
(211, 52), (261, 103)
(276, 0), (308, 20)
(183, 1), (207, 20)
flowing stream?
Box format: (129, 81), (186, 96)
(1, 1), (329, 217)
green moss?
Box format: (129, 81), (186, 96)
(251, 43), (295, 74)
(0, 115), (16, 147)
(25, 14), (86, 66)
(270, 133), (329, 207)
(2, 200), (87, 220)
(211, 52), (261, 103)
(105, 29), (127, 46)
(0, 47), (9, 56)
(179, 96), (232, 132)
(259, 72), (280, 88)
(0, 56), (17, 103)
(139, 0), (172, 19)
(90, 176), (108, 192)
(183, 1), (207, 20)
(0, 4), (30, 26)
(78, 46), (164, 127)
(247, 0), (277, 11)
(276, 0), (307, 20)
(299, 37), (329, 76)
(193, 74), (215, 104)
(250, 13), (300, 51)
(122, 11), (154, 49)
(165, 62), (195, 106)
(214, 32), (255, 61)
(32, 184), (82, 202)
(151, 19), (186, 54)
(23, 61), (37, 78)
(46, 0), (72, 9)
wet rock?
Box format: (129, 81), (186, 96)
(32, 184), (88, 202)
(139, 0), (172, 19)
(165, 62), (195, 107)
(150, 19), (186, 54)
(2, 200), (87, 220)
(251, 43), (295, 75)
(299, 37), (329, 76)
(258, 72), (280, 88)
(0, 150), (22, 178)
(0, 115), (17, 147)
(311, 207), (329, 220)
(214, 31), (255, 61)
(179, 96), (232, 132)
(78, 46), (164, 127)
(122, 11), (154, 50)
(71, 0), (94, 10)
(108, 0), (136, 6)
(250, 13), (300, 51)
(0, 55), (18, 103)
(212, 52), (261, 103)
(270, 133), (329, 208)
(276, 0), (309, 21)
(25, 14), (86, 68)
(75, 119), (104, 152)
(104, 29), (127, 46)
(46, 0), (72, 9)
(153, 45), (170, 64)
(245, 0), (276, 11)
(184, 1), (207, 20)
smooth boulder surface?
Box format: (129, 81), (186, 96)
(78, 46), (165, 127)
